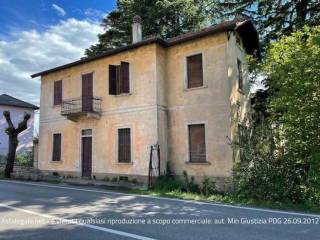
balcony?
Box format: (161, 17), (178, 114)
(61, 96), (102, 121)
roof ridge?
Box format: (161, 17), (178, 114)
(31, 17), (259, 78)
(0, 94), (39, 110)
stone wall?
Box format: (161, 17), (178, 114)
(0, 164), (40, 180)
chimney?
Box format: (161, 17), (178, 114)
(132, 15), (142, 43)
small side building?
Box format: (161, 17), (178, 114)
(0, 94), (39, 156)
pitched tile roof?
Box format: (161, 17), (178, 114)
(31, 16), (259, 78)
(0, 94), (39, 110)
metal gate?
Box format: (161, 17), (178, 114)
(148, 143), (160, 189)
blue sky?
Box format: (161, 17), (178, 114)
(0, 0), (115, 38)
(0, 0), (116, 105)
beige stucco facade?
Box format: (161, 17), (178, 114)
(38, 30), (250, 187)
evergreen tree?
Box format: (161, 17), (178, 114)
(85, 0), (218, 57)
(217, 0), (320, 50)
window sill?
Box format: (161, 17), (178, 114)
(185, 161), (211, 165)
(114, 93), (132, 97)
(51, 160), (63, 163)
(52, 104), (61, 108)
(116, 162), (133, 165)
(184, 85), (208, 92)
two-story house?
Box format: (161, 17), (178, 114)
(31, 16), (259, 188)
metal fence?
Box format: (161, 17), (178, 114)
(61, 96), (102, 116)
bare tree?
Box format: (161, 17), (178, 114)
(3, 111), (31, 178)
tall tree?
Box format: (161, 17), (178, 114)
(217, 0), (320, 50)
(85, 0), (218, 57)
(3, 111), (31, 178)
(234, 26), (320, 204)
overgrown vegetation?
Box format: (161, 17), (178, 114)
(0, 151), (33, 167)
(147, 171), (320, 213)
(152, 171), (218, 197)
(233, 26), (320, 206)
(15, 150), (34, 167)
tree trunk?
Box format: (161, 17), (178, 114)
(4, 134), (18, 178)
(2, 111), (31, 178)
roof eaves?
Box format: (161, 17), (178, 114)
(0, 94), (39, 110)
(31, 18), (259, 78)
(31, 37), (167, 78)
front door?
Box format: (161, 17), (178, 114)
(82, 73), (93, 112)
(81, 136), (92, 178)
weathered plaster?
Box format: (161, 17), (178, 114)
(38, 32), (250, 187)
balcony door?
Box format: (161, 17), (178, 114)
(82, 73), (93, 112)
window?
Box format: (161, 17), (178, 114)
(81, 129), (92, 136)
(52, 133), (61, 161)
(188, 124), (206, 162)
(109, 62), (130, 95)
(118, 128), (131, 163)
(53, 80), (62, 105)
(238, 124), (247, 161)
(187, 54), (203, 88)
(237, 59), (243, 91)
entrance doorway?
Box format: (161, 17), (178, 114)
(81, 129), (92, 178)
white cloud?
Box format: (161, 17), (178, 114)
(84, 8), (105, 19)
(52, 4), (66, 17)
(0, 18), (103, 105)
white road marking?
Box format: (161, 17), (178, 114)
(0, 203), (155, 240)
(1, 179), (320, 218)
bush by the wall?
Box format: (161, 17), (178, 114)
(15, 150), (34, 167)
(233, 26), (320, 205)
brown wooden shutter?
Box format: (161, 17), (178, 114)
(116, 65), (121, 94)
(82, 73), (93, 112)
(54, 80), (62, 105)
(118, 128), (131, 163)
(52, 133), (61, 161)
(188, 124), (206, 162)
(109, 65), (117, 95)
(187, 54), (203, 88)
(120, 62), (130, 93)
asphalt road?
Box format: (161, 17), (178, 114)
(0, 180), (319, 240)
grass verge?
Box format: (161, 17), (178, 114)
(128, 189), (320, 214)
(4, 176), (319, 214)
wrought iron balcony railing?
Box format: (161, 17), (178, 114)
(61, 96), (102, 118)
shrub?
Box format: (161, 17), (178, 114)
(152, 175), (183, 192)
(201, 177), (217, 196)
(16, 151), (33, 167)
(182, 171), (200, 193)
(131, 178), (138, 184)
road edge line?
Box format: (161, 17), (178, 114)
(1, 179), (319, 218)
